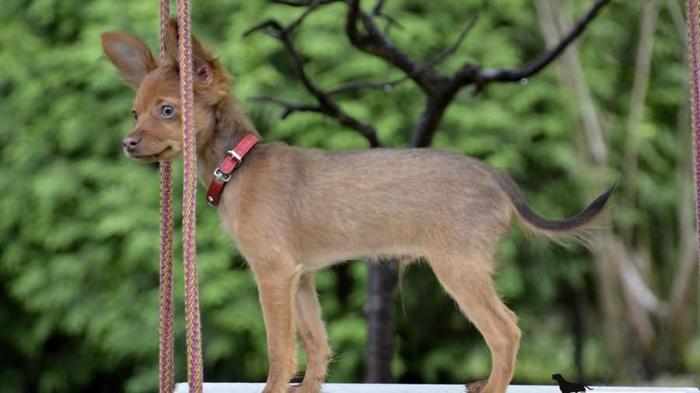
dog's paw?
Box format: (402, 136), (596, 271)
(287, 382), (321, 393)
(465, 379), (488, 393)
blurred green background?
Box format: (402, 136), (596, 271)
(1, 0), (698, 392)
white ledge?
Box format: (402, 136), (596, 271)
(174, 383), (700, 393)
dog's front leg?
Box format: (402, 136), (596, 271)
(254, 264), (302, 393)
(291, 272), (331, 393)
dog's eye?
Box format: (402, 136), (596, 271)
(160, 104), (176, 119)
(131, 110), (138, 120)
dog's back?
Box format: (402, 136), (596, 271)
(223, 144), (514, 267)
(225, 143), (612, 269)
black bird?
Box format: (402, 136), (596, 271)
(552, 373), (593, 393)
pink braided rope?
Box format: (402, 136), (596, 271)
(689, 0), (700, 273)
(158, 161), (175, 393)
(158, 1), (175, 393)
(177, 0), (204, 391)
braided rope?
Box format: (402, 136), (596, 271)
(177, 0), (204, 391)
(158, 162), (175, 393)
(158, 0), (204, 391)
(158, 1), (175, 393)
(689, 0), (700, 272)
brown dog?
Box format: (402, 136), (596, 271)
(101, 22), (613, 393)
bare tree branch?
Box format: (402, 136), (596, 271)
(666, 0), (688, 49)
(249, 96), (323, 119)
(329, 11), (476, 99)
(426, 14), (479, 69)
(269, 0), (340, 6)
(536, 0), (608, 165)
(459, 0), (611, 85)
(405, 15), (481, 146)
(246, 9), (381, 147)
(328, 76), (408, 95)
(244, 0), (319, 38)
(410, 0), (612, 147)
(372, 0), (386, 15)
(619, 250), (666, 316)
(669, 78), (696, 340)
(244, 19), (284, 37)
(621, 0), (660, 239)
(346, 0), (610, 147)
(287, 0), (325, 32)
(371, 0), (404, 32)
(346, 0), (439, 94)
(257, 0), (610, 148)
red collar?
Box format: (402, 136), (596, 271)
(206, 134), (259, 206)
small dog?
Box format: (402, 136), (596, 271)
(552, 373), (593, 393)
(102, 21), (613, 393)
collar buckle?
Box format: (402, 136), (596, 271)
(213, 167), (232, 183)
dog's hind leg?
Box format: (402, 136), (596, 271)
(291, 272), (331, 393)
(428, 252), (521, 393)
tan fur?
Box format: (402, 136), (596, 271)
(101, 22), (611, 393)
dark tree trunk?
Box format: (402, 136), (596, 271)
(333, 263), (353, 307)
(563, 284), (585, 380)
(364, 260), (397, 382)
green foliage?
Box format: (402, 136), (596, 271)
(0, 1), (696, 392)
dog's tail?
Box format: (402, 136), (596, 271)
(492, 171), (616, 242)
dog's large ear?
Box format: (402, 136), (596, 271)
(101, 31), (156, 89)
(163, 19), (221, 85)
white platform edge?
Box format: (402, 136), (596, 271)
(174, 383), (699, 393)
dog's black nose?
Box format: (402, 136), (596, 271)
(122, 135), (142, 151)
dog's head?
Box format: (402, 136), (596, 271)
(552, 373), (563, 381)
(101, 20), (230, 163)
